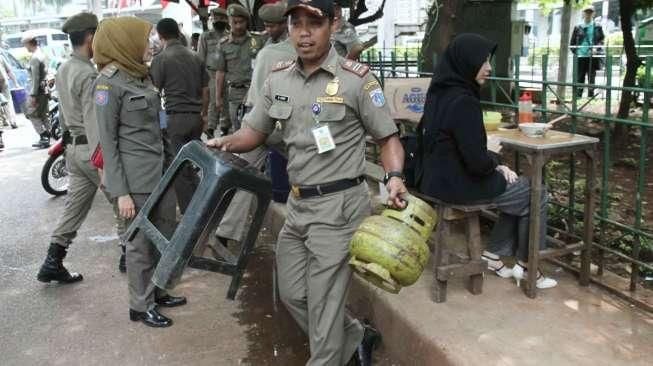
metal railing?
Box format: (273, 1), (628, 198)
(363, 48), (653, 308)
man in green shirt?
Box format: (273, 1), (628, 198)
(570, 5), (605, 97)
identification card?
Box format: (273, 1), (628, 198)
(312, 125), (336, 154)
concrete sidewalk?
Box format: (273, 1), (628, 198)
(264, 199), (653, 366)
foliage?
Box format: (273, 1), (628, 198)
(519, 0), (592, 15)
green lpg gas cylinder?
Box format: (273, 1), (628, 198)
(349, 194), (437, 294)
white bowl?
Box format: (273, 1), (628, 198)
(519, 123), (550, 138)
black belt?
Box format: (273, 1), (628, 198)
(229, 83), (249, 89)
(70, 135), (87, 145)
(166, 110), (201, 115)
(291, 176), (365, 199)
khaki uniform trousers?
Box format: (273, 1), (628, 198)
(50, 143), (126, 247)
(166, 113), (203, 214)
(125, 190), (176, 312)
(24, 94), (49, 134)
(215, 145), (268, 241)
(277, 182), (369, 366)
(207, 72), (219, 131)
(227, 86), (248, 132)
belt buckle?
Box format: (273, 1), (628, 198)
(291, 185), (301, 198)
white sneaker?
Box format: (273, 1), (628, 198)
(481, 254), (513, 278)
(513, 264), (558, 289)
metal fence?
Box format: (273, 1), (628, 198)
(363, 47), (653, 309)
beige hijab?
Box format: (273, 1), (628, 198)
(93, 17), (152, 79)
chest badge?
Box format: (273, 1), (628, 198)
(325, 77), (339, 96)
(311, 102), (322, 116)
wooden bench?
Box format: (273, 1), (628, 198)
(413, 193), (496, 303)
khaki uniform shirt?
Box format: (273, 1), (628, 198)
(94, 64), (163, 198)
(263, 32), (288, 48)
(215, 32), (263, 86)
(150, 39), (209, 113)
(28, 49), (48, 96)
(245, 39), (295, 107)
(246, 47), (397, 186)
(197, 29), (228, 71)
(56, 53), (99, 149)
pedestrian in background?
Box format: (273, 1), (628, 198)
(93, 16), (187, 328)
(570, 5), (604, 98)
(0, 56), (18, 129)
(22, 33), (51, 149)
(150, 18), (209, 214)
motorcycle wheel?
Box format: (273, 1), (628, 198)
(41, 151), (68, 196)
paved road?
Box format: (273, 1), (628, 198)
(0, 117), (307, 365)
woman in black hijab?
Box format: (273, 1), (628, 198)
(417, 33), (556, 289)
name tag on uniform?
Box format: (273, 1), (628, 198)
(312, 125), (336, 154)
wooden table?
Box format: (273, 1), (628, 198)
(488, 129), (599, 298)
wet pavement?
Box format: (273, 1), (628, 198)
(0, 117), (393, 365)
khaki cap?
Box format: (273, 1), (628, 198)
(259, 3), (286, 24)
(62, 12), (99, 34)
(227, 4), (250, 20)
(210, 7), (228, 22)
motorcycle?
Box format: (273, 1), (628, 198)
(41, 96), (68, 196)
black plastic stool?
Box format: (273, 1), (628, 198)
(124, 141), (271, 300)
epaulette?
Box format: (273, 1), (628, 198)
(272, 60), (295, 72)
(100, 63), (118, 78)
(341, 59), (369, 77)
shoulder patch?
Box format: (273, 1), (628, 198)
(100, 63), (118, 78)
(341, 60), (369, 77)
(272, 60), (295, 72)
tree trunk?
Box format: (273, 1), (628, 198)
(556, 0), (572, 103)
(420, 0), (463, 72)
(614, 0), (640, 143)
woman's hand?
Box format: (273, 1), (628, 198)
(496, 165), (518, 185)
(386, 177), (408, 209)
(118, 195), (136, 219)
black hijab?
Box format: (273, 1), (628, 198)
(429, 33), (497, 98)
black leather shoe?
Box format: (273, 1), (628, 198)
(205, 128), (214, 139)
(349, 320), (381, 366)
(155, 294), (187, 308)
(129, 308), (173, 327)
(219, 127), (230, 137)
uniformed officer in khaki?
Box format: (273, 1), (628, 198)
(197, 7), (229, 138)
(151, 18), (209, 214)
(208, 1), (408, 364)
(36, 13), (126, 284)
(93, 17), (186, 328)
(215, 4), (263, 133)
(333, 2), (364, 60)
(22, 33), (51, 149)
(214, 27), (295, 246)
(259, 2), (288, 47)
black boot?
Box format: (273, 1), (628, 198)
(205, 128), (215, 139)
(219, 127), (229, 137)
(118, 244), (126, 273)
(0, 131), (4, 149)
(36, 243), (84, 283)
(32, 132), (50, 149)
(349, 320), (381, 366)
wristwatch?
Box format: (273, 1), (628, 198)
(383, 171), (405, 185)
